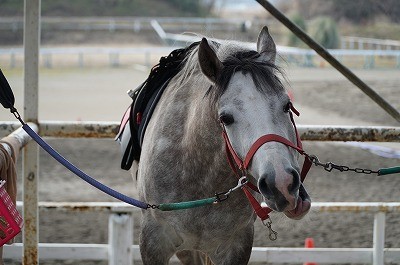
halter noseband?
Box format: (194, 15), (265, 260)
(221, 104), (312, 221)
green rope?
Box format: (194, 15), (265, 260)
(158, 197), (216, 211)
(378, 166), (400, 176)
(141, 166), (400, 211)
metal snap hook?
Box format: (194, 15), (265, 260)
(262, 217), (278, 241)
(231, 176), (248, 192)
(214, 176), (249, 203)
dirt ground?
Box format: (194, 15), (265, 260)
(1, 62), (400, 264)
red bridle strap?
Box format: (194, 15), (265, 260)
(243, 134), (304, 169)
(222, 131), (311, 221)
(221, 105), (312, 221)
(222, 130), (244, 170)
(242, 187), (272, 220)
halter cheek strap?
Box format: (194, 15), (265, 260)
(222, 105), (312, 221)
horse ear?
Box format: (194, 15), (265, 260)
(198, 38), (222, 84)
(257, 26), (276, 63)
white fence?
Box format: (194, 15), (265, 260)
(2, 16), (400, 69)
(1, 45), (400, 69)
(0, 46), (175, 69)
(2, 202), (400, 264)
(0, 16), (271, 33)
(342, 36), (400, 51)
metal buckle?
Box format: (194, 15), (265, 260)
(215, 176), (249, 203)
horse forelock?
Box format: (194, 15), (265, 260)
(173, 40), (286, 111)
(210, 42), (285, 106)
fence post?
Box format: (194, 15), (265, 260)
(78, 53), (84, 68)
(145, 51), (151, 68)
(10, 53), (16, 68)
(373, 212), (385, 265)
(109, 213), (133, 265)
(23, 0), (41, 264)
(43, 54), (52, 68)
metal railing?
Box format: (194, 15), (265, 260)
(1, 121), (400, 142)
(2, 201), (400, 264)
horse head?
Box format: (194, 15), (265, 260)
(198, 27), (311, 220)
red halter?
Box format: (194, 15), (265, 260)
(221, 104), (312, 221)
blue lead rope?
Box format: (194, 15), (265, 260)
(0, 69), (222, 211)
(22, 123), (150, 210)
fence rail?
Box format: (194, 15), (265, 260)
(3, 202), (400, 264)
(0, 16), (270, 33)
(2, 122), (400, 142)
(1, 45), (400, 69)
(342, 36), (400, 50)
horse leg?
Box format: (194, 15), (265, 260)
(139, 215), (182, 265)
(176, 250), (213, 265)
(208, 226), (254, 265)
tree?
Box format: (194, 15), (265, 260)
(377, 0), (400, 23)
(329, 0), (379, 24)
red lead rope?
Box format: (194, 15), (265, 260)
(222, 105), (312, 221)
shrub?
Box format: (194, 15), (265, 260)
(287, 14), (307, 47)
(309, 16), (340, 49)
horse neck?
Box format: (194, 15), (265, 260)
(172, 72), (229, 178)
(181, 76), (220, 152)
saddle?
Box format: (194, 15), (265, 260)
(115, 42), (200, 170)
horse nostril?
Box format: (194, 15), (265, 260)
(259, 175), (289, 211)
(258, 176), (273, 200)
(286, 168), (300, 195)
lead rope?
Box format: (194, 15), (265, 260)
(11, 108), (254, 211)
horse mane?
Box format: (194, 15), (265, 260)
(174, 40), (286, 106)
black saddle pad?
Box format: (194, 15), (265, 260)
(116, 41), (200, 170)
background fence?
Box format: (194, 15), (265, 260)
(2, 201), (400, 264)
(1, 45), (400, 69)
(0, 121), (399, 264)
(2, 17), (400, 69)
(0, 16), (274, 34)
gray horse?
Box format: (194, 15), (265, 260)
(137, 27), (311, 265)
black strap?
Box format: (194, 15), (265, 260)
(121, 138), (136, 170)
(138, 78), (171, 145)
(0, 69), (16, 110)
(118, 41), (202, 170)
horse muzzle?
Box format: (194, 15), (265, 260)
(283, 184), (311, 220)
(258, 166), (311, 220)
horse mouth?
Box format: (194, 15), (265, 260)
(262, 184), (311, 220)
(283, 185), (311, 220)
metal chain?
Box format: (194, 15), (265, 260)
(305, 154), (379, 175)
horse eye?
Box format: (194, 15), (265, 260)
(219, 114), (234, 126)
(283, 102), (292, 113)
